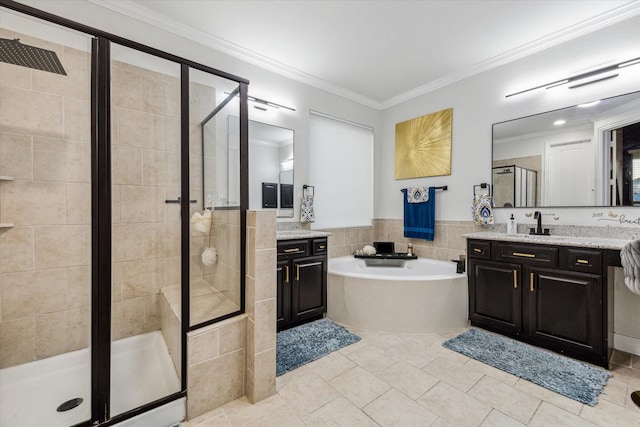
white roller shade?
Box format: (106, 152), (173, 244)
(309, 111), (373, 229)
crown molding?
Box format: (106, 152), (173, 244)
(382, 1), (640, 109)
(89, 0), (640, 111)
(87, 0), (384, 109)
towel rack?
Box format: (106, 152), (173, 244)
(303, 184), (314, 196)
(400, 185), (447, 193)
(473, 183), (491, 197)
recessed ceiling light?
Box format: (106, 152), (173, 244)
(554, 120), (566, 126)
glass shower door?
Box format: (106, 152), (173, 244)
(109, 43), (182, 417)
(0, 10), (93, 427)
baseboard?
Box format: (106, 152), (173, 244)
(614, 333), (640, 356)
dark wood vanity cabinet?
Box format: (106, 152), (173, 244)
(467, 239), (614, 368)
(277, 238), (327, 331)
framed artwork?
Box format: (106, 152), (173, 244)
(395, 108), (453, 179)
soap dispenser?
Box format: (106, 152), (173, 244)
(507, 214), (517, 235)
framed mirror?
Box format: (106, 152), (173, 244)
(492, 91), (640, 207)
(226, 117), (294, 217)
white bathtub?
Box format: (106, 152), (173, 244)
(327, 256), (468, 333)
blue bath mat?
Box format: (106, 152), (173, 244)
(442, 328), (611, 406)
(276, 318), (361, 376)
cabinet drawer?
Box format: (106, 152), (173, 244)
(468, 240), (491, 259)
(277, 240), (309, 258)
(494, 242), (558, 267)
(312, 238), (328, 255)
(560, 248), (602, 274)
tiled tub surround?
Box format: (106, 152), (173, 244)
(310, 219), (485, 261)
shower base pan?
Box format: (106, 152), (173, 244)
(0, 331), (184, 427)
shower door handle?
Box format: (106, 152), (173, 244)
(165, 197), (197, 204)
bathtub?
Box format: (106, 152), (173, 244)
(327, 256), (468, 333)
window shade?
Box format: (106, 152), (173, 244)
(309, 111), (373, 229)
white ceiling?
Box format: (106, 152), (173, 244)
(93, 0), (640, 109)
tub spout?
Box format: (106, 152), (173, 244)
(451, 259), (465, 274)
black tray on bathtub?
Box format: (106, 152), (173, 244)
(354, 253), (417, 260)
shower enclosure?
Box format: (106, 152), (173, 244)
(0, 2), (247, 426)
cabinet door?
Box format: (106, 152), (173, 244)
(526, 267), (603, 361)
(469, 259), (522, 337)
(292, 256), (327, 322)
(277, 259), (291, 331)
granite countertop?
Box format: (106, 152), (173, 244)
(462, 231), (629, 250)
(277, 230), (331, 240)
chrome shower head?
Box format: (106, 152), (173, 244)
(0, 37), (66, 75)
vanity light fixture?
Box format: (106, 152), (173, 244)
(577, 100), (601, 108)
(224, 91), (295, 112)
(248, 95), (295, 112)
(505, 55), (640, 98)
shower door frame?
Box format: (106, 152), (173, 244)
(0, 1), (249, 426)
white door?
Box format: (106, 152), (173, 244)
(544, 140), (595, 206)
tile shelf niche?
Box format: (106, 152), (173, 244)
(0, 176), (15, 228)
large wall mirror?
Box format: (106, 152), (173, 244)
(226, 116), (294, 217)
(492, 90), (640, 207)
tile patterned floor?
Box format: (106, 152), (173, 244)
(183, 325), (640, 426)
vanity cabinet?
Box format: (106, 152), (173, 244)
(277, 237), (327, 331)
(467, 238), (614, 368)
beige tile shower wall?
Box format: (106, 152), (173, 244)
(0, 29), (92, 368)
(110, 58), (182, 342)
(186, 315), (247, 418)
(184, 210), (276, 420)
(245, 210), (277, 404)
(319, 220), (484, 262)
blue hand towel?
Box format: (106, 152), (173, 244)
(402, 187), (435, 241)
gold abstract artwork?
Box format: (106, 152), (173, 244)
(395, 108), (453, 179)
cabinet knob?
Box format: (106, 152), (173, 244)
(513, 270), (518, 289)
(285, 265), (289, 283)
(284, 248), (300, 253)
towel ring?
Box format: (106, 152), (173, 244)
(303, 184), (315, 197)
(473, 183), (491, 197)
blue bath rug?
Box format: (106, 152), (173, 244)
(442, 328), (611, 406)
(276, 318), (361, 376)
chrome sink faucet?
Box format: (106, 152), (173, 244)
(530, 211), (550, 235)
